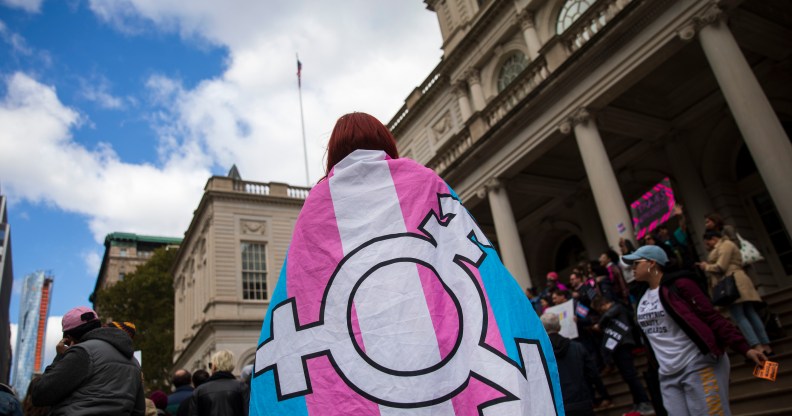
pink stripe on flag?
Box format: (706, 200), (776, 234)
(415, 263), (459, 360)
(287, 181), (345, 326)
(451, 377), (509, 416)
(351, 303), (365, 354)
(304, 356), (380, 416)
(388, 159), (443, 234)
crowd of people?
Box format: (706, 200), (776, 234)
(0, 112), (778, 416)
(0, 306), (251, 416)
(538, 209), (773, 416)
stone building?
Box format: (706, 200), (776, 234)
(389, 0), (792, 291)
(172, 168), (308, 373)
(90, 232), (182, 306)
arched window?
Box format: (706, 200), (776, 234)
(496, 52), (528, 92)
(556, 0), (595, 34)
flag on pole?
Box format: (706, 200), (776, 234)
(250, 149), (563, 415)
(297, 58), (302, 87)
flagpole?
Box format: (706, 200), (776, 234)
(297, 53), (310, 186)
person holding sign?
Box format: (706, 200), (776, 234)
(625, 245), (766, 416)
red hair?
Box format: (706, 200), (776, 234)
(325, 112), (399, 176)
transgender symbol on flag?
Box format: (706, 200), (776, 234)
(255, 195), (555, 414)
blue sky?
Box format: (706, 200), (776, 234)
(0, 0), (441, 368)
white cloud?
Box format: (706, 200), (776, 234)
(42, 316), (61, 369)
(0, 19), (33, 55)
(0, 0), (42, 13)
(94, 0), (442, 185)
(82, 250), (102, 277)
(1, 2), (441, 244)
(78, 75), (127, 110)
(0, 72), (208, 242)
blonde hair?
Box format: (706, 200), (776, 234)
(211, 350), (235, 373)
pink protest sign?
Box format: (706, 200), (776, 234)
(630, 177), (676, 240)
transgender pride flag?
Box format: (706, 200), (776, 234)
(250, 150), (563, 415)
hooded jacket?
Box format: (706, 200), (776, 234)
(548, 333), (596, 413)
(651, 270), (750, 359)
(31, 327), (145, 415)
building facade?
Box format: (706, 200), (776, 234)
(90, 232), (182, 306)
(172, 169), (308, 374)
(0, 194), (13, 383)
(11, 271), (53, 396)
(389, 0), (792, 291)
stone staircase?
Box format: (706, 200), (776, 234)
(594, 285), (792, 416)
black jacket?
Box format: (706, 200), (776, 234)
(188, 372), (248, 416)
(31, 327), (145, 415)
(549, 333), (596, 413)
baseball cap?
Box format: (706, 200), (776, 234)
(622, 245), (669, 266)
(62, 306), (99, 332)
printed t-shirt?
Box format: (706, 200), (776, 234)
(637, 287), (699, 375)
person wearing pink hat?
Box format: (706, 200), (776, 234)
(29, 306), (145, 415)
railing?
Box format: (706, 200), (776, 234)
(561, 0), (634, 53)
(389, 69), (445, 132)
(482, 55), (550, 129)
(216, 178), (310, 200)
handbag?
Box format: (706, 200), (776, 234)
(737, 233), (764, 266)
(711, 274), (740, 306)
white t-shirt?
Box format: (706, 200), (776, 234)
(637, 287), (699, 375)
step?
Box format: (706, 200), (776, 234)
(730, 385), (792, 415)
(759, 286), (792, 306)
(735, 406), (792, 416)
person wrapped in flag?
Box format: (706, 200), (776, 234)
(250, 112), (564, 415)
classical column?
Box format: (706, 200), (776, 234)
(563, 108), (635, 250)
(465, 69), (486, 112)
(665, 136), (713, 256)
(453, 82), (472, 121)
(482, 179), (533, 289)
(517, 9), (542, 60)
(692, 7), (792, 235)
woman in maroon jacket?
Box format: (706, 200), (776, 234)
(624, 245), (766, 416)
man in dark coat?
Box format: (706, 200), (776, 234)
(30, 306), (145, 415)
(188, 350), (248, 416)
(167, 369), (193, 414)
(541, 313), (596, 416)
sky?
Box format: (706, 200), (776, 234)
(1, 0), (442, 371)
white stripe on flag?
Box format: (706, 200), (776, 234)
(329, 150), (455, 415)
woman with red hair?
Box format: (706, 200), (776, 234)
(251, 112), (563, 416)
(323, 112), (399, 178)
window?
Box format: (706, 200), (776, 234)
(556, 0), (595, 34)
(496, 52), (528, 92)
(118, 272), (126, 281)
(119, 248), (128, 257)
(241, 242), (268, 300)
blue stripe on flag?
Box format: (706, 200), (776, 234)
(250, 255), (309, 416)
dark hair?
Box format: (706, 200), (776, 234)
(703, 230), (722, 240)
(603, 249), (620, 264)
(64, 320), (101, 342)
(325, 112), (399, 176)
(705, 212), (725, 231)
(550, 289), (571, 301)
(192, 369), (210, 388)
(591, 295), (611, 311)
(172, 369), (192, 387)
(589, 261), (607, 277)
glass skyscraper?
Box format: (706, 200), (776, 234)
(11, 271), (53, 397)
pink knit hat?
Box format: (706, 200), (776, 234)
(546, 271), (559, 280)
(62, 306), (99, 332)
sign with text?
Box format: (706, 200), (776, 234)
(545, 300), (578, 339)
(630, 177), (676, 240)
